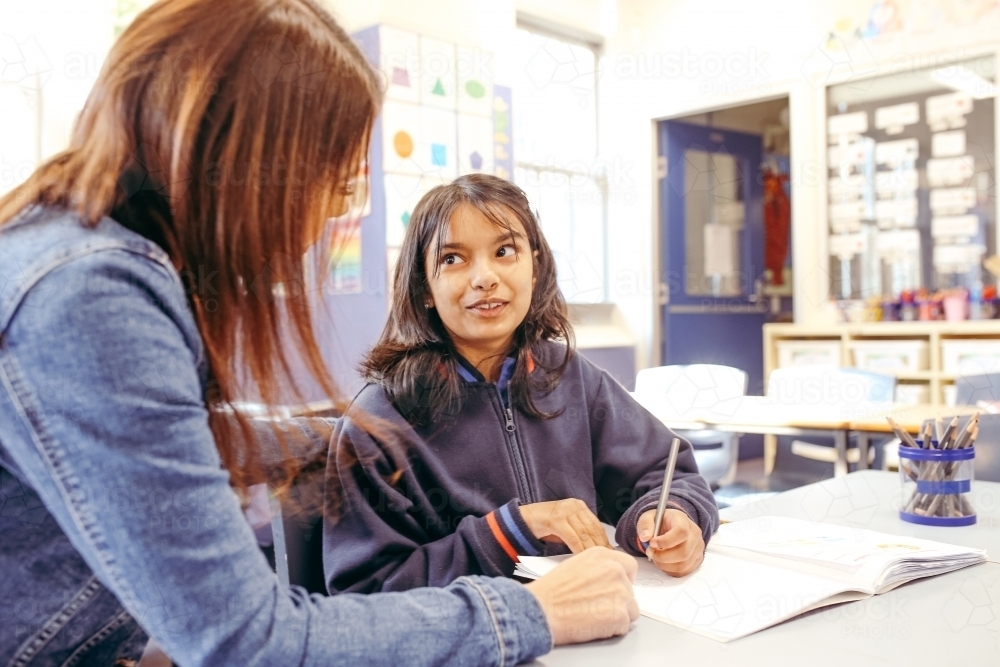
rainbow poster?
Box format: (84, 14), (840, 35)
(327, 216), (363, 294)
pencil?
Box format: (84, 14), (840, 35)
(646, 437), (681, 563)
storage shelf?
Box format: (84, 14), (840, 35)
(764, 321), (1000, 407)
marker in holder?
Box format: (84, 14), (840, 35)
(899, 441), (976, 526)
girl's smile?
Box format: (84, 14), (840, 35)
(466, 297), (509, 317)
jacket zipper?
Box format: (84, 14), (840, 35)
(499, 390), (533, 503)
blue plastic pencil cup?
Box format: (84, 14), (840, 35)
(899, 442), (976, 526)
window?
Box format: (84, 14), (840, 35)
(512, 22), (607, 303)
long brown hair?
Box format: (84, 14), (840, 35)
(362, 174), (574, 426)
(0, 0), (382, 493)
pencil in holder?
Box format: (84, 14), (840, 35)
(899, 442), (976, 526)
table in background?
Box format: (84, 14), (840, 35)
(536, 471), (1000, 667)
(636, 395), (860, 477)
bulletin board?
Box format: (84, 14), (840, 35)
(826, 55), (996, 299)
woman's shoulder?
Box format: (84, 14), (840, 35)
(0, 207), (180, 327)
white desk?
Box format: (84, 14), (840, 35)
(536, 472), (1000, 666)
(634, 395), (864, 477)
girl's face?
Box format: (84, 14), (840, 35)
(425, 203), (535, 363)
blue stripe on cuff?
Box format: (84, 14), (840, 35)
(499, 504), (538, 556)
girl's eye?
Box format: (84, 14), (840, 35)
(441, 253), (461, 265)
(497, 244), (517, 258)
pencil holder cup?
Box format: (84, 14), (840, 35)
(899, 442), (976, 526)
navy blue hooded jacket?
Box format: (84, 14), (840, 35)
(323, 341), (719, 594)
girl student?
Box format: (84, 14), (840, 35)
(323, 174), (719, 594)
(0, 1), (641, 664)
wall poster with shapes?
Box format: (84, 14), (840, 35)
(826, 55), (995, 297)
(327, 215), (363, 295)
(457, 45), (493, 117)
(457, 114), (494, 175)
(383, 173), (445, 249)
(417, 105), (458, 180)
(380, 26), (421, 103)
(419, 36), (457, 110)
(381, 100), (423, 176)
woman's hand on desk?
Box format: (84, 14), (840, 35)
(519, 498), (611, 552)
(637, 508), (705, 576)
(525, 547), (640, 645)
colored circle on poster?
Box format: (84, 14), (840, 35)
(401, 211), (411, 227)
(465, 80), (486, 99)
(393, 131), (414, 158)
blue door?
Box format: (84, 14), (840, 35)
(659, 120), (766, 396)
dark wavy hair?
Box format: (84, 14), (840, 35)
(362, 174), (574, 425)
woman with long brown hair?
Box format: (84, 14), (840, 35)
(0, 0), (637, 665)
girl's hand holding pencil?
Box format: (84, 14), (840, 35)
(637, 509), (705, 576)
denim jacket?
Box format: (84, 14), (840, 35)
(0, 206), (552, 667)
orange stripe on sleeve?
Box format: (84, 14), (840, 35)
(485, 511), (520, 563)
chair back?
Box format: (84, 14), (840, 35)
(634, 364), (748, 416)
(766, 365), (895, 405)
(955, 372), (1000, 406)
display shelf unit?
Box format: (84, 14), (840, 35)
(764, 321), (1000, 406)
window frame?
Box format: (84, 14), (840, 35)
(512, 17), (609, 302)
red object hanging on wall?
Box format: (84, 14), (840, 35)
(763, 167), (790, 285)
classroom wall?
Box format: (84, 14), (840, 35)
(6, 0), (1000, 378)
(601, 0), (1000, 369)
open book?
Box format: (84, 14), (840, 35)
(514, 516), (986, 642)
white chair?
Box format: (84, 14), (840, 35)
(634, 364), (748, 488)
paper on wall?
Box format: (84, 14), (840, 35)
(926, 92), (973, 132)
(829, 200), (867, 222)
(383, 173), (446, 248)
(827, 111), (868, 140)
(874, 102), (920, 135)
(828, 174), (868, 201)
(828, 140), (871, 168)
(932, 130), (966, 157)
(704, 223), (736, 277)
(929, 187), (976, 214)
(927, 156), (975, 187)
(380, 26), (421, 104)
(456, 113), (494, 175)
(416, 105), (458, 180)
(420, 36), (457, 110)
(457, 46), (493, 117)
(381, 100), (424, 176)
(874, 168), (918, 195)
(876, 229), (920, 260)
(931, 214), (980, 239)
(830, 218), (863, 234)
(933, 243), (985, 273)
(875, 197), (918, 228)
(875, 139), (919, 166)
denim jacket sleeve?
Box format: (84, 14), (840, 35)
(0, 247), (551, 666)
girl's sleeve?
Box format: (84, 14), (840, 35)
(586, 369), (720, 555)
(0, 250), (551, 667)
(323, 416), (545, 593)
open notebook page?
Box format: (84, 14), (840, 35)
(516, 552), (860, 642)
(709, 517), (986, 591)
